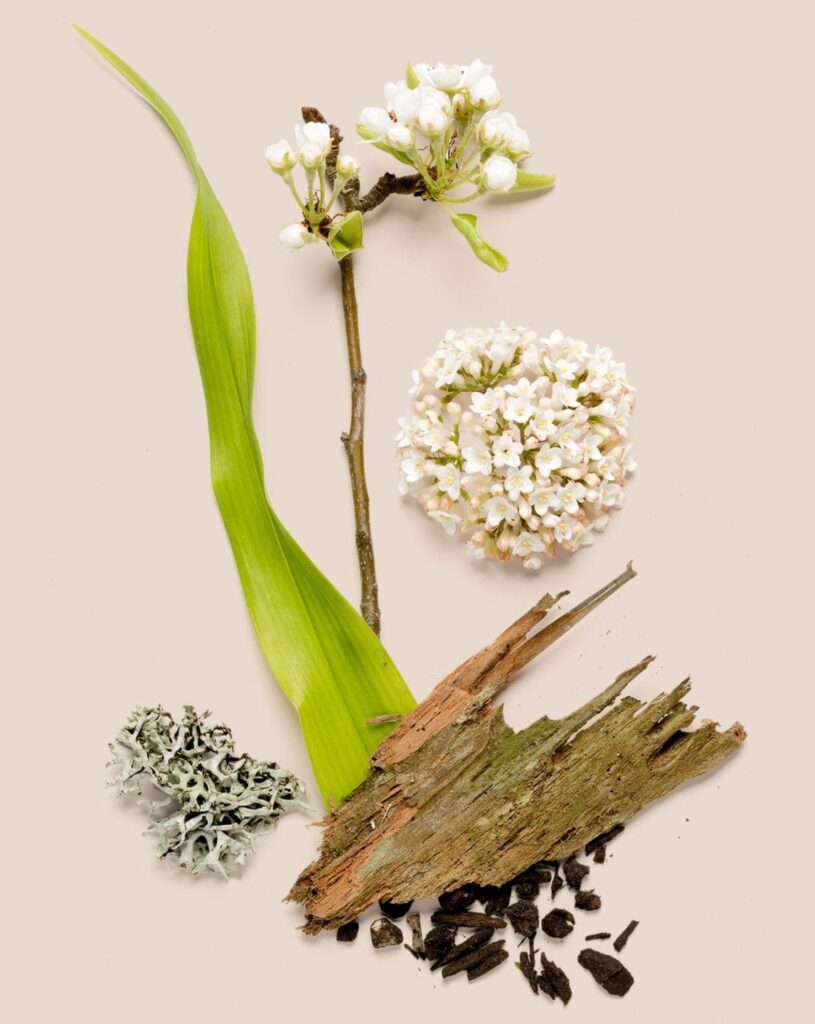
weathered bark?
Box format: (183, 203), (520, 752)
(289, 566), (745, 932)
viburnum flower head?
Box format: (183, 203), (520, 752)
(397, 324), (636, 569)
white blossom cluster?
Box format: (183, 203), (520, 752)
(397, 325), (636, 568)
(266, 121), (361, 250)
(109, 706), (307, 878)
(357, 61), (531, 198)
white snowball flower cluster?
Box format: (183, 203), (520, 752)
(266, 120), (361, 251)
(397, 325), (636, 568)
(357, 61), (532, 199)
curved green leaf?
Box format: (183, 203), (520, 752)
(75, 26), (416, 808)
(506, 170), (557, 196)
(449, 212), (508, 272)
(328, 210), (364, 260)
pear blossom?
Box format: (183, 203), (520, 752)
(481, 154), (518, 193)
(266, 139), (296, 173)
(356, 61), (539, 206)
(397, 324), (636, 568)
(279, 223), (314, 250)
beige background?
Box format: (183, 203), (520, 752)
(3, 1), (813, 1019)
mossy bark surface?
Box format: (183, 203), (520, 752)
(289, 566), (745, 932)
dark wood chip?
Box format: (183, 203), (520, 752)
(405, 911), (425, 956)
(438, 884), (480, 911)
(539, 951), (572, 1005)
(541, 908), (575, 939)
(585, 823), (625, 856)
(467, 948), (509, 981)
(505, 899), (539, 938)
(564, 857), (590, 891)
(517, 950), (538, 994)
(514, 878), (541, 901)
(578, 949), (635, 996)
(336, 920), (359, 943)
(586, 932), (612, 941)
(430, 927), (494, 972)
(424, 926), (457, 961)
(378, 899), (413, 920)
(441, 940), (506, 979)
(613, 919), (639, 952)
(551, 868), (564, 900)
(483, 883), (512, 917)
(370, 918), (403, 948)
(431, 910), (507, 930)
(575, 889), (602, 912)
(593, 845), (607, 863)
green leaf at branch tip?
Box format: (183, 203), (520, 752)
(448, 212), (508, 272)
(74, 26), (417, 808)
(507, 170), (557, 196)
(328, 210), (364, 260)
(405, 64), (420, 89)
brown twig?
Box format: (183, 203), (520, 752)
(299, 106), (426, 635)
(338, 255), (380, 635)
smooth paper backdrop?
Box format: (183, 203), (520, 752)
(2, 1), (812, 1021)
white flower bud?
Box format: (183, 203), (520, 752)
(505, 127), (531, 158)
(279, 223), (313, 250)
(470, 75), (501, 110)
(446, 401), (462, 422)
(265, 139), (296, 173)
(297, 121), (332, 156)
(387, 123), (414, 150)
(461, 410), (474, 427)
(481, 154), (518, 193)
(337, 154), (360, 178)
(357, 106), (392, 140)
(466, 360), (482, 376)
(299, 142), (326, 169)
(418, 103), (448, 137)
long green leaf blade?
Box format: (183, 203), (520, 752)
(76, 27), (416, 807)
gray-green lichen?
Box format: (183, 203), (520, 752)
(109, 705), (308, 878)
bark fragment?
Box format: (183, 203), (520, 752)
(289, 567), (745, 933)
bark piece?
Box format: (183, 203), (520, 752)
(336, 920), (358, 943)
(379, 899), (412, 920)
(467, 948), (509, 980)
(517, 950), (538, 993)
(542, 908), (575, 939)
(585, 823), (625, 856)
(424, 926), (456, 961)
(438, 884), (479, 911)
(441, 940), (506, 979)
(578, 948), (635, 996)
(613, 919), (639, 952)
(575, 889), (602, 912)
(538, 951), (572, 1004)
(586, 932), (612, 941)
(289, 568), (745, 933)
(431, 928), (495, 972)
(431, 910), (507, 930)
(370, 918), (403, 948)
(405, 912), (425, 956)
(506, 900), (539, 938)
(564, 857), (590, 890)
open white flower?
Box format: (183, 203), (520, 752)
(398, 324), (636, 569)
